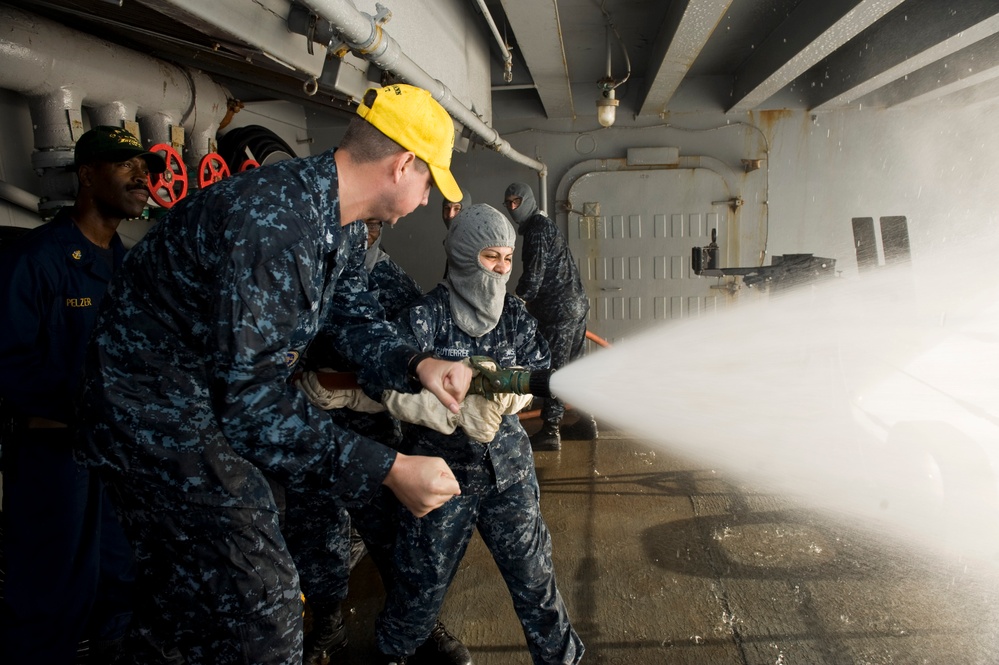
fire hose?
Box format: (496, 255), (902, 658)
(308, 355), (553, 399)
(306, 331), (611, 419)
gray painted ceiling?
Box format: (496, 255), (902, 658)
(9, 0), (999, 122)
(485, 0), (999, 118)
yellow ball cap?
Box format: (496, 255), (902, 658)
(357, 84), (462, 203)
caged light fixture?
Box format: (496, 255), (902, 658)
(595, 12), (630, 128)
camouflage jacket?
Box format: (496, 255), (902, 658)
(397, 285), (550, 493)
(77, 149), (417, 510)
(515, 211), (589, 323)
(370, 256), (423, 321)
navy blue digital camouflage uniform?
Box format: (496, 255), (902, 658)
(0, 208), (135, 663)
(75, 149), (423, 664)
(370, 258), (424, 322)
(283, 252), (423, 616)
(514, 206), (589, 427)
(376, 285), (584, 664)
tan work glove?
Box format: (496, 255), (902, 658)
(382, 389), (460, 434)
(494, 392), (534, 415)
(297, 370), (386, 413)
(456, 394), (505, 442)
(382, 390), (506, 442)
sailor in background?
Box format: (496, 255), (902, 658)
(442, 188), (472, 229)
(503, 182), (598, 451)
(0, 126), (165, 664)
(289, 219), (471, 665)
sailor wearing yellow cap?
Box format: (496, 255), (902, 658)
(76, 85), (471, 662)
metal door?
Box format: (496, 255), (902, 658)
(567, 168), (733, 343)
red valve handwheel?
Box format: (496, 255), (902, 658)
(198, 153), (231, 188)
(146, 143), (188, 208)
(239, 158), (260, 172)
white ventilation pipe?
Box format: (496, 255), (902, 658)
(300, 0), (550, 210)
(0, 5), (230, 211)
(0, 180), (41, 214)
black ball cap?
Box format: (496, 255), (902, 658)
(74, 125), (167, 174)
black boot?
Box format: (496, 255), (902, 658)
(377, 655), (409, 665)
(561, 415), (598, 440)
(303, 606), (348, 665)
(89, 637), (125, 665)
(412, 620), (472, 665)
(530, 422), (561, 451)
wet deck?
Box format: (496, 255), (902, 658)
(341, 422), (999, 664)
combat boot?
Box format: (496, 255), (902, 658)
(561, 415), (598, 440)
(377, 653), (408, 665)
(530, 422), (561, 451)
(412, 620), (472, 665)
(89, 637), (125, 664)
(303, 605), (348, 665)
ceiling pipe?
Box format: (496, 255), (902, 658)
(471, 0), (513, 84)
(0, 5), (231, 211)
(299, 0), (549, 210)
(0, 180), (41, 214)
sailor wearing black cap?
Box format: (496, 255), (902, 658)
(0, 125), (163, 664)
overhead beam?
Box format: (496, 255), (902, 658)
(892, 64), (999, 109)
(809, 0), (999, 111)
(932, 74), (999, 109)
(499, 0), (575, 119)
(860, 31), (999, 108)
(637, 0), (733, 117)
(727, 0), (905, 114)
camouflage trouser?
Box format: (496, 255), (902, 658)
(282, 486), (352, 613)
(283, 483), (405, 607)
(282, 411), (402, 612)
(375, 472), (584, 664)
(107, 484), (303, 665)
(537, 310), (588, 426)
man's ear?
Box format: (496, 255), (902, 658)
(391, 151), (417, 184)
(76, 163), (95, 189)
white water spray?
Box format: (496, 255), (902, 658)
(552, 234), (999, 563)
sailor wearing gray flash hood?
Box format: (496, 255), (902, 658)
(442, 188), (473, 230)
(373, 203), (584, 665)
(503, 181), (596, 451)
(443, 203), (515, 336)
(441, 189), (473, 279)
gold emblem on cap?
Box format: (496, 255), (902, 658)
(71, 250), (82, 260)
(110, 127), (142, 149)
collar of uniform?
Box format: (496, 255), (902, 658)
(49, 207), (124, 274)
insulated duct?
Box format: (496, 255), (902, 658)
(297, 0), (550, 209)
(0, 180), (40, 214)
(0, 5), (230, 213)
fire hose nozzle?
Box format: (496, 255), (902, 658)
(467, 355), (552, 398)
